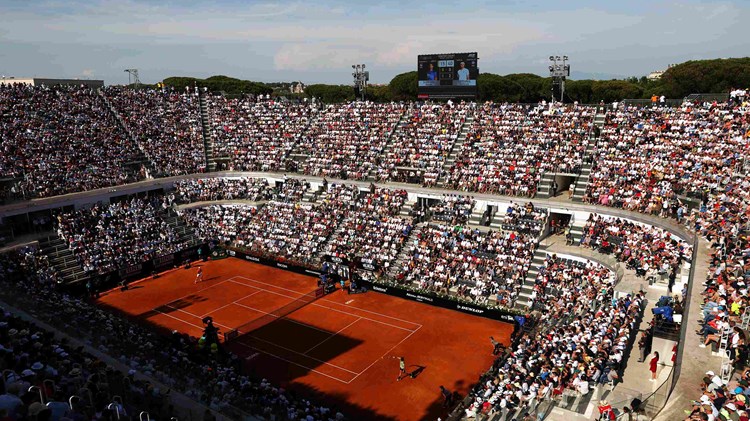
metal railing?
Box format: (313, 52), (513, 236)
(684, 93), (730, 103)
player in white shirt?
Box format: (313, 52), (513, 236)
(457, 62), (470, 81)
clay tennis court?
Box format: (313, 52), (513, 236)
(97, 258), (514, 421)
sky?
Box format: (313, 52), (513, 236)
(0, 0), (748, 85)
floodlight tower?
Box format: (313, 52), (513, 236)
(548, 56), (570, 103)
(124, 69), (141, 88)
(352, 64), (369, 101)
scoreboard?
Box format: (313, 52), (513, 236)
(417, 52), (478, 99)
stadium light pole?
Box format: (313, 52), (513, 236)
(548, 56), (570, 103)
(124, 69), (141, 88)
(352, 64), (368, 101)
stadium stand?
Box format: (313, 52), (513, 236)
(2, 90), (750, 421)
(0, 84), (145, 199)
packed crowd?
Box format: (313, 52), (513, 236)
(104, 86), (206, 176)
(323, 186), (411, 272)
(410, 194), (476, 225)
(178, 180), (346, 266)
(206, 96), (315, 172)
(397, 203), (545, 307)
(684, 370), (750, 421)
(56, 196), (192, 274)
(445, 103), (593, 197)
(173, 177), (274, 203)
(0, 248), (345, 421)
(584, 102), (748, 214)
(579, 214), (691, 282)
(0, 84), (145, 199)
(465, 255), (640, 419)
(373, 102), (471, 186)
(299, 102), (404, 180)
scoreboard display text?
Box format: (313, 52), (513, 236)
(417, 52), (478, 99)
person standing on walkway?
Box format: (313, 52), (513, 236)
(649, 351), (659, 381)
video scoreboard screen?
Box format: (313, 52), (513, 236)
(417, 52), (478, 99)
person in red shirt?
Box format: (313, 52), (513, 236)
(649, 351), (659, 381)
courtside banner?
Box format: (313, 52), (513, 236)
(358, 278), (519, 325)
(227, 247), (322, 277)
(69, 244), (208, 294)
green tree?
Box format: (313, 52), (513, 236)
(304, 84), (355, 103)
(388, 71), (418, 100)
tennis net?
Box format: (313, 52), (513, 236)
(223, 286), (325, 342)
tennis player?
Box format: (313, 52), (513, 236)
(393, 356), (407, 381)
(194, 267), (203, 284)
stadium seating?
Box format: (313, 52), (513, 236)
(3, 90), (750, 420)
(299, 101), (404, 180)
(0, 84), (145, 199)
(206, 96), (315, 172)
(104, 86), (206, 176)
(464, 255), (640, 419)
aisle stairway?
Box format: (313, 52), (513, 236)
(387, 224), (422, 278)
(366, 112), (408, 182)
(38, 235), (89, 286)
(571, 106), (606, 202)
(515, 248), (547, 308)
(535, 172), (557, 199)
(197, 91), (217, 172)
(437, 116), (473, 187)
(97, 90), (157, 178)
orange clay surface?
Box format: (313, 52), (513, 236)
(97, 258), (514, 421)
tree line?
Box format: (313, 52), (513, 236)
(156, 57), (750, 103)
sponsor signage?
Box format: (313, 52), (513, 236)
(358, 278), (520, 326)
(74, 244), (206, 294)
(223, 248), (521, 327)
(153, 253), (175, 268)
(227, 247), (322, 278)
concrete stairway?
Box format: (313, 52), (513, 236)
(366, 112), (408, 182)
(386, 224), (422, 278)
(515, 248), (547, 307)
(398, 200), (416, 219)
(569, 220), (586, 245)
(570, 163), (592, 202)
(302, 186), (324, 203)
(571, 107), (607, 202)
(163, 212), (200, 246)
(488, 208), (507, 230)
(97, 89), (157, 178)
(535, 172), (557, 199)
(468, 204), (487, 226)
(197, 91), (217, 172)
(38, 235), (90, 286)
(437, 116), (473, 187)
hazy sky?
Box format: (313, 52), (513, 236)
(0, 0), (748, 85)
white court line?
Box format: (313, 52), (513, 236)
(232, 302), (332, 335)
(233, 276), (423, 327)
(345, 325), (422, 384)
(158, 277), (240, 310)
(163, 305), (232, 330)
(235, 342), (350, 384)
(228, 279), (420, 332)
(153, 309), (206, 331)
(242, 335), (359, 375)
(232, 276), (422, 332)
(303, 317), (361, 355)
(200, 290), (262, 318)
